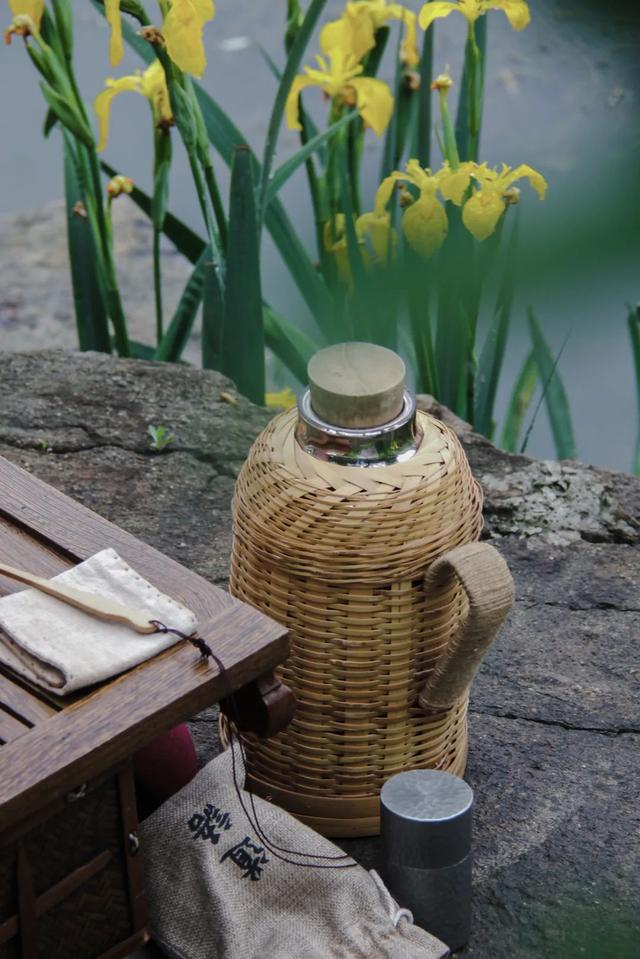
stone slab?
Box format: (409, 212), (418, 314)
(0, 352), (638, 958)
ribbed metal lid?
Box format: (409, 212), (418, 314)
(381, 770), (474, 869)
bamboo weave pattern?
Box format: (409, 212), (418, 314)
(230, 409), (484, 836)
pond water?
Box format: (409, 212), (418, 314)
(1, 0), (639, 470)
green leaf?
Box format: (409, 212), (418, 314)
(127, 340), (156, 360)
(100, 160), (205, 264)
(266, 110), (357, 203)
(627, 305), (640, 475)
(500, 350), (537, 452)
(220, 146), (265, 403)
(380, 28), (404, 180)
(259, 0), (328, 217)
(152, 133), (172, 230)
(43, 108), (58, 138)
(50, 0), (73, 58)
(455, 16), (486, 162)
(526, 309), (576, 459)
(40, 81), (93, 146)
(201, 259), (224, 371)
(106, 0), (333, 334)
(413, 23), (434, 168)
(63, 134), (111, 353)
(263, 306), (321, 384)
(168, 80), (197, 150)
(155, 247), (209, 363)
(474, 219), (517, 439)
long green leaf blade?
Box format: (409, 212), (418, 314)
(259, 0), (328, 216)
(100, 160), (205, 264)
(526, 309), (576, 459)
(627, 305), (640, 475)
(63, 134), (111, 353)
(263, 305), (321, 384)
(474, 219), (518, 438)
(500, 350), (537, 452)
(155, 246), (210, 362)
(266, 111), (357, 202)
(413, 21), (433, 167)
(220, 146), (265, 403)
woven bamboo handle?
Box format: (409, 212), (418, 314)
(418, 543), (514, 713)
(0, 561), (157, 634)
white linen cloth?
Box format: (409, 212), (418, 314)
(0, 547), (197, 694)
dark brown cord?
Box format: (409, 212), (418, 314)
(150, 621), (356, 870)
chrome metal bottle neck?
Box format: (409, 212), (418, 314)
(295, 388), (421, 467)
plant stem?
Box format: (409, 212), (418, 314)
(153, 225), (163, 343)
(202, 160), (228, 253)
(466, 21), (484, 162)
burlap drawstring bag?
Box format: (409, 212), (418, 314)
(140, 747), (449, 959)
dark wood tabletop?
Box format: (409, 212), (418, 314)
(0, 455), (288, 833)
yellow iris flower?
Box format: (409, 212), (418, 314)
(95, 61), (173, 152)
(377, 159), (473, 257)
(265, 388), (298, 410)
(163, 0), (215, 78)
(324, 198), (397, 285)
(462, 162), (547, 240)
(343, 1), (419, 67)
(419, 0), (531, 33)
(286, 6), (393, 137)
(104, 0), (215, 77)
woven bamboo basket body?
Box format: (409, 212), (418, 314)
(230, 408), (484, 837)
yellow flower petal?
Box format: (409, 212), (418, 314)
(265, 388), (298, 410)
(9, 0), (44, 30)
(384, 4), (419, 67)
(320, 5), (376, 63)
(402, 194), (448, 257)
(437, 161), (475, 205)
(357, 210), (395, 264)
(349, 76), (394, 136)
(507, 163), (547, 199)
(140, 61), (173, 124)
(104, 0), (123, 67)
(163, 0), (209, 77)
(374, 174), (400, 213)
(285, 74), (317, 131)
(94, 75), (142, 152)
(190, 0), (215, 24)
(418, 1), (462, 31)
(462, 189), (505, 240)
(489, 0), (530, 30)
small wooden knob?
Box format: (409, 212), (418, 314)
(308, 343), (406, 428)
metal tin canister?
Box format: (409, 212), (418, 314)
(380, 769), (474, 952)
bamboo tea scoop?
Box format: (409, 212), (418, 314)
(0, 561), (157, 634)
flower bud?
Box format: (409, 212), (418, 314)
(431, 70), (453, 93)
(107, 175), (134, 198)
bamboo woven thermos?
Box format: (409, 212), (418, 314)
(230, 343), (514, 837)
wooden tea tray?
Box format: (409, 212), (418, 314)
(0, 454), (290, 832)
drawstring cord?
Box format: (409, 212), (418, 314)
(150, 621), (356, 871)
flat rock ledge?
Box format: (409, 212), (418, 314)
(0, 351), (638, 958)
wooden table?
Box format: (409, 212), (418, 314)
(0, 455), (290, 958)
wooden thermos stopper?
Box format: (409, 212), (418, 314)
(308, 343), (406, 429)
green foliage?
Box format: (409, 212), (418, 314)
(627, 305), (640, 475)
(526, 309), (576, 459)
(147, 424), (175, 452)
(13, 0), (634, 466)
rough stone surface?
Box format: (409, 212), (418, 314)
(0, 203), (195, 360)
(0, 351), (638, 958)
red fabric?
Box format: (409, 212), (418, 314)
(134, 724), (198, 811)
